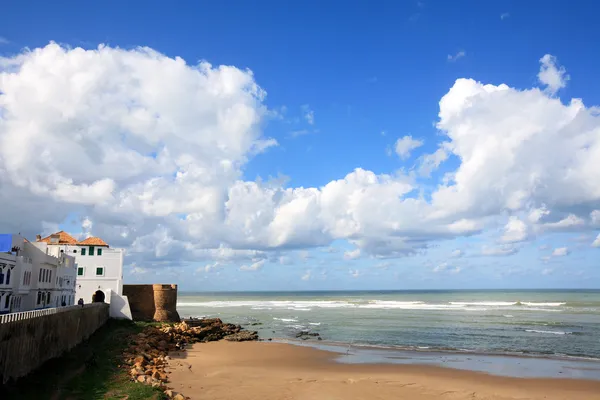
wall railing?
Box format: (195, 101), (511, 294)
(0, 302), (104, 323)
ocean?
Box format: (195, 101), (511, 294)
(177, 289), (600, 361)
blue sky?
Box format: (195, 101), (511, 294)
(1, 1), (599, 290)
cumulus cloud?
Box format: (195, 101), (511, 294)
(343, 248), (361, 260)
(552, 247), (569, 257)
(301, 270), (311, 281)
(447, 51), (466, 62)
(1, 44), (599, 271)
(500, 216), (529, 243)
(394, 135), (423, 159)
(538, 54), (569, 95)
(240, 259), (265, 271)
(592, 234), (600, 248)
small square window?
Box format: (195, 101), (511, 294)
(97, 248), (102, 256)
(81, 248), (86, 256)
(77, 267), (84, 276)
(96, 267), (104, 276)
(89, 246), (95, 256)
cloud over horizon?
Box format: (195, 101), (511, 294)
(0, 43), (599, 280)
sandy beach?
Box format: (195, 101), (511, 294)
(167, 341), (600, 400)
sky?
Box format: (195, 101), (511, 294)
(0, 0), (599, 291)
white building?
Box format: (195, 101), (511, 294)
(36, 231), (131, 319)
(0, 234), (76, 314)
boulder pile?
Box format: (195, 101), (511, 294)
(122, 318), (258, 399)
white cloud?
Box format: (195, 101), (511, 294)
(592, 234), (600, 248)
(301, 105), (314, 125)
(552, 247), (569, 257)
(500, 13), (510, 20)
(240, 259), (265, 271)
(301, 270), (311, 281)
(481, 245), (518, 257)
(343, 248), (361, 260)
(349, 269), (360, 278)
(538, 54), (569, 95)
(447, 51), (466, 62)
(394, 135), (423, 159)
(433, 262), (461, 274)
(542, 268), (553, 275)
(200, 262), (222, 273)
(590, 210), (600, 226)
(500, 216), (529, 243)
(528, 206), (550, 223)
(450, 249), (464, 258)
(541, 214), (585, 231)
(1, 44), (599, 270)
(418, 147), (449, 176)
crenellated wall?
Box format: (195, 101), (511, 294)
(122, 284), (180, 322)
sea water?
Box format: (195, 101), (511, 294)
(177, 290), (600, 361)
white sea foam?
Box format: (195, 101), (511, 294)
(503, 315), (514, 318)
(525, 329), (572, 335)
(177, 299), (567, 311)
(309, 322), (321, 326)
(274, 317), (298, 322)
(450, 301), (515, 306)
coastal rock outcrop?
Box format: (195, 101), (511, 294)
(123, 318), (258, 399)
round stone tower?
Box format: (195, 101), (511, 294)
(152, 284), (180, 322)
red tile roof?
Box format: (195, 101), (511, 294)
(38, 232), (110, 247)
(38, 231), (78, 245)
(78, 237), (109, 247)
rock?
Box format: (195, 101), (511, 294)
(173, 394), (186, 400)
(164, 389), (174, 398)
(224, 331), (259, 342)
(295, 331), (320, 339)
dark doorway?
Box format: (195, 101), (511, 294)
(92, 290), (105, 303)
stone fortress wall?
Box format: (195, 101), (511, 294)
(122, 284), (180, 322)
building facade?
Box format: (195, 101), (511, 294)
(0, 234), (76, 314)
(36, 231), (125, 305)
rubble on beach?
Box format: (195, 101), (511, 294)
(122, 318), (258, 399)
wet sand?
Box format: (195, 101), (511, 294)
(167, 341), (600, 400)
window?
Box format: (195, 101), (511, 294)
(6, 268), (10, 285)
(37, 291), (41, 305)
(89, 246), (95, 256)
(73, 249), (77, 253)
(46, 292), (51, 304)
(49, 271), (52, 283)
(77, 267), (84, 276)
(39, 269), (42, 282)
(4, 294), (9, 308)
(96, 267), (104, 276)
(97, 248), (102, 256)
(0, 269), (4, 285)
(81, 248), (86, 256)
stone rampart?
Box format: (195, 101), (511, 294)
(122, 284), (180, 322)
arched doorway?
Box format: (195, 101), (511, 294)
(92, 290), (105, 303)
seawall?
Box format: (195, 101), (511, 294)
(0, 303), (109, 383)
